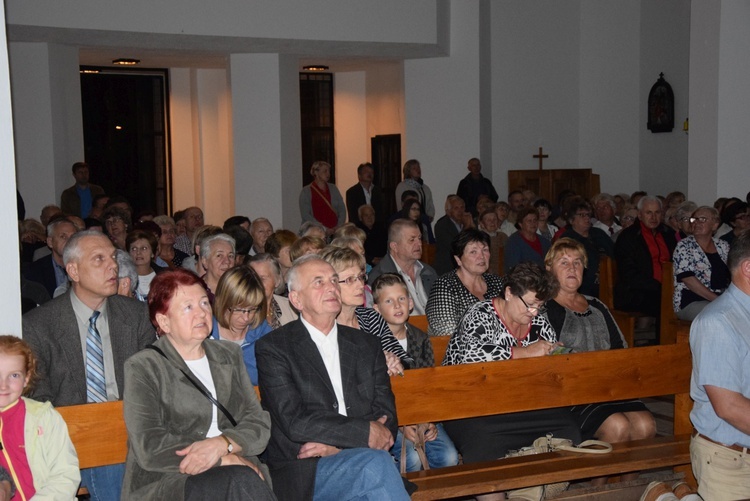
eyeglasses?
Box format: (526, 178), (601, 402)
(338, 273), (367, 286)
(689, 216), (709, 224)
(518, 294), (546, 314)
(622, 215), (635, 222)
(575, 212), (592, 219)
(229, 306), (261, 316)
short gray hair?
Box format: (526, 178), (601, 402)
(387, 218), (419, 245)
(637, 195), (662, 211)
(116, 249), (138, 293)
(298, 220), (326, 237)
(62, 230), (110, 266)
(591, 193), (616, 211)
(286, 254), (330, 292)
(46, 217), (76, 238)
(247, 253), (282, 283)
(200, 233), (236, 259)
(153, 215), (175, 227)
(675, 201), (698, 221)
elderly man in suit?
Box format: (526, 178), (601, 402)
(23, 230), (155, 501)
(24, 217), (78, 297)
(345, 162), (385, 226)
(368, 218), (438, 315)
(256, 255), (410, 501)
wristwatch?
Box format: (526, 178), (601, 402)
(220, 434), (234, 454)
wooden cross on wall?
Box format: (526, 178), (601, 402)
(533, 147), (548, 171)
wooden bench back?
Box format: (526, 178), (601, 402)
(57, 400), (127, 469)
(598, 255), (616, 311)
(660, 261), (691, 344)
(391, 343), (692, 428)
(408, 315), (449, 365)
(421, 243), (436, 266)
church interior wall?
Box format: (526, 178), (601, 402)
(334, 71), (368, 197)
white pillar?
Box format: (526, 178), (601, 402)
(229, 53), (302, 231)
(0, 0), (23, 336)
(9, 42), (83, 219)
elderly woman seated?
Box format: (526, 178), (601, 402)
(355, 204), (387, 266)
(122, 270), (274, 500)
(102, 205), (131, 250)
(210, 266), (272, 385)
(544, 238), (655, 485)
(153, 215), (190, 268)
(673, 206), (730, 320)
(199, 234), (236, 302)
(247, 254), (298, 329)
(441, 262), (581, 471)
(426, 228), (504, 337)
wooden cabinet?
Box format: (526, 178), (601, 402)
(508, 168), (601, 203)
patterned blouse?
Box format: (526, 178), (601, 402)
(425, 270), (504, 337)
(672, 236), (730, 312)
(442, 299), (557, 365)
(354, 306), (413, 365)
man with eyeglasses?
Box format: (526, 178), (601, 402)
(255, 255), (411, 501)
(560, 197), (614, 297)
(614, 196), (677, 341)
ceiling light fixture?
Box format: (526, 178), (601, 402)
(112, 58), (140, 66)
(302, 65), (329, 72)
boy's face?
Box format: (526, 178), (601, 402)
(374, 284), (414, 325)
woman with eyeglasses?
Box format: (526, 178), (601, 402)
(672, 206), (730, 321)
(154, 215), (190, 268)
(127, 229), (167, 299)
(441, 262), (581, 474)
(319, 246), (412, 374)
(545, 238), (654, 485)
(210, 266), (272, 386)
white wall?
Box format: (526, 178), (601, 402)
(0, 0), (22, 336)
(334, 71), (368, 209)
(365, 62), (406, 163)
(10, 42), (83, 219)
(716, 1), (750, 201)
(638, 0), (690, 197)
(492, 0), (582, 198)
(405, 0), (482, 218)
(579, 0), (640, 195)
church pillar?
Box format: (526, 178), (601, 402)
(9, 42), (84, 219)
(1, 1), (23, 335)
(689, 0), (750, 203)
(229, 54), (302, 230)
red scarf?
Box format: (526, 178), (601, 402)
(310, 182), (337, 229)
(640, 221), (670, 282)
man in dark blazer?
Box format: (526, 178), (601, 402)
(60, 161), (105, 218)
(433, 195), (471, 276)
(368, 219), (438, 315)
(345, 162), (385, 225)
(23, 217), (78, 297)
(614, 196), (677, 340)
(256, 255), (410, 501)
(23, 230), (155, 501)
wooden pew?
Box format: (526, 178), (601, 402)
(599, 255), (636, 348)
(659, 261), (692, 345)
(421, 243), (436, 266)
(392, 343), (694, 499)
(409, 315), (449, 365)
(60, 344), (693, 500)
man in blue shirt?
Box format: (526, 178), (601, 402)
(690, 230), (750, 500)
(61, 162), (105, 218)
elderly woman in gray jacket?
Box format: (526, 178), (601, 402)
(122, 269), (275, 501)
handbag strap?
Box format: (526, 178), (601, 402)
(555, 439), (612, 454)
(147, 345), (237, 427)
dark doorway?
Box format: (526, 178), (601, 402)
(371, 134), (401, 217)
(80, 66), (170, 216)
(300, 72), (334, 186)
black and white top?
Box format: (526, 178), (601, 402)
(443, 299), (557, 365)
(426, 270), (504, 337)
(354, 306), (413, 365)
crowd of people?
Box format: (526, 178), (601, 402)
(8, 158), (750, 500)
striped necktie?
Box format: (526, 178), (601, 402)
(86, 310), (107, 403)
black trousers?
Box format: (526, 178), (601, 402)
(184, 465), (277, 501)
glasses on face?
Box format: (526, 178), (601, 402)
(575, 212), (592, 219)
(338, 273), (367, 286)
(622, 215), (635, 222)
(105, 217), (122, 225)
(229, 306), (261, 316)
(518, 294), (546, 314)
(689, 216), (709, 224)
